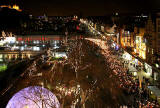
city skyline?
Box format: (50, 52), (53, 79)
(1, 0), (160, 16)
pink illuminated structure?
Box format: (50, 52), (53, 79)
(6, 86), (60, 108)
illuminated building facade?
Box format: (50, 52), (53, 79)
(119, 28), (134, 49)
(155, 13), (160, 68)
(121, 30), (131, 47)
(0, 5), (22, 11)
(134, 27), (146, 59)
(119, 15), (157, 63)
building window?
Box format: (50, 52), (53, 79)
(152, 49), (154, 54)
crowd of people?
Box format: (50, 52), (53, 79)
(86, 37), (160, 108)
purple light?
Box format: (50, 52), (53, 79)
(115, 45), (119, 51)
(6, 86), (60, 108)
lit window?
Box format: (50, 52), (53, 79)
(152, 49), (154, 54)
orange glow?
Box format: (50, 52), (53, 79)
(12, 5), (22, 12)
(139, 80), (142, 88)
(0, 5), (22, 12)
(12, 5), (19, 10)
(0, 5), (11, 8)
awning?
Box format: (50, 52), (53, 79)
(147, 86), (160, 98)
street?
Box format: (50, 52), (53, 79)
(1, 36), (159, 108)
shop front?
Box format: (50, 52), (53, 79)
(144, 63), (152, 77)
(135, 36), (146, 59)
(147, 86), (160, 102)
(122, 51), (132, 68)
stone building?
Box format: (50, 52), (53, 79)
(145, 15), (156, 64)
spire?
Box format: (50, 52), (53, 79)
(148, 14), (152, 20)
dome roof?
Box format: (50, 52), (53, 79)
(6, 86), (60, 108)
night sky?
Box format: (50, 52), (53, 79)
(1, 0), (160, 16)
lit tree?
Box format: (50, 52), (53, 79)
(67, 39), (84, 78)
(1, 30), (6, 38)
(80, 89), (91, 108)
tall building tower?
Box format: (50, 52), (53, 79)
(145, 15), (156, 64)
(156, 13), (160, 55)
(154, 13), (160, 66)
